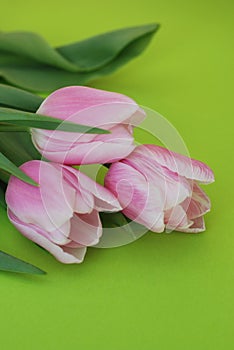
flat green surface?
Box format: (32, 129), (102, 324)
(0, 1), (233, 349)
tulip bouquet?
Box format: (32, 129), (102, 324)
(0, 24), (214, 275)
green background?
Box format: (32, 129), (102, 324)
(1, 0), (233, 349)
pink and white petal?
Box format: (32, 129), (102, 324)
(69, 211), (102, 246)
(134, 145), (215, 184)
(135, 209), (165, 233)
(66, 168), (122, 212)
(48, 220), (71, 245)
(164, 176), (192, 210)
(165, 205), (193, 232)
(60, 166), (95, 213)
(74, 189), (94, 214)
(177, 216), (206, 233)
(181, 182), (211, 219)
(123, 154), (192, 210)
(32, 104), (138, 154)
(6, 161), (75, 232)
(37, 140), (136, 165)
(127, 107), (146, 126)
(37, 86), (140, 132)
(105, 162), (165, 232)
(8, 210), (86, 264)
(94, 196), (122, 212)
(31, 128), (95, 151)
(30, 162), (76, 228)
(32, 107), (144, 151)
(37, 86), (139, 121)
(62, 246), (87, 262)
(67, 103), (138, 129)
(64, 241), (85, 248)
(105, 162), (148, 209)
(94, 124), (134, 144)
(191, 183), (211, 215)
(11, 215), (71, 246)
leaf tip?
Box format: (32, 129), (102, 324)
(35, 269), (47, 275)
(147, 22), (161, 32)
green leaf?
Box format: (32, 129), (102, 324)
(0, 250), (46, 274)
(0, 152), (38, 185)
(0, 131), (41, 167)
(0, 124), (29, 132)
(57, 23), (159, 71)
(0, 185), (6, 209)
(0, 130), (41, 183)
(0, 84), (43, 111)
(0, 31), (78, 71)
(0, 65), (90, 92)
(0, 107), (109, 133)
(0, 24), (159, 91)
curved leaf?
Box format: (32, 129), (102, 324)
(57, 23), (159, 71)
(0, 152), (38, 185)
(0, 250), (46, 274)
(0, 84), (43, 111)
(0, 23), (159, 92)
(0, 65), (89, 92)
(0, 132), (41, 167)
(0, 31), (78, 71)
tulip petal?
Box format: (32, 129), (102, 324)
(69, 211), (102, 246)
(64, 241), (85, 248)
(64, 167), (122, 212)
(123, 152), (192, 210)
(37, 86), (139, 121)
(182, 182), (211, 220)
(32, 107), (145, 146)
(62, 247), (87, 261)
(165, 205), (193, 232)
(6, 161), (76, 232)
(8, 210), (86, 263)
(36, 140), (136, 165)
(48, 221), (71, 244)
(133, 145), (215, 184)
(31, 128), (96, 152)
(105, 162), (165, 232)
(74, 189), (94, 214)
(31, 110), (136, 152)
(177, 216), (206, 233)
(128, 107), (147, 126)
(32, 86), (146, 166)
(61, 168), (95, 213)
(94, 124), (134, 144)
(66, 102), (140, 128)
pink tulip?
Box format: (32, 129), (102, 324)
(5, 161), (121, 263)
(31, 86), (145, 165)
(105, 145), (214, 233)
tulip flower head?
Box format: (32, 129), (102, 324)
(6, 161), (121, 263)
(105, 145), (214, 233)
(31, 86), (145, 165)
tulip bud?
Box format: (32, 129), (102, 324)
(6, 161), (121, 263)
(31, 86), (145, 165)
(105, 145), (214, 233)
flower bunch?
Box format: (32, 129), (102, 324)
(0, 25), (215, 274)
(0, 23), (162, 273)
(5, 86), (214, 265)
